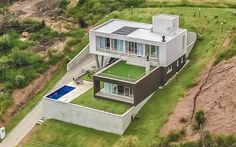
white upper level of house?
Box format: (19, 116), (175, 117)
(89, 13), (188, 67)
(91, 14), (186, 43)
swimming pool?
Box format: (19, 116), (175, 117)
(47, 85), (75, 100)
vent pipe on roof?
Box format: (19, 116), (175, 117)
(162, 36), (166, 42)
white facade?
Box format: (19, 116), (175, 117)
(89, 13), (188, 67)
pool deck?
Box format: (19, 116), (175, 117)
(57, 81), (93, 103)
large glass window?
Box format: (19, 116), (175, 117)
(150, 45), (159, 58)
(104, 82), (133, 98)
(99, 37), (105, 49)
(113, 39), (124, 52)
(137, 43), (144, 56)
(99, 36), (110, 49)
(128, 42), (137, 54)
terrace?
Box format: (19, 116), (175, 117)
(70, 88), (131, 115)
(97, 60), (148, 83)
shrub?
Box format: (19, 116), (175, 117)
(121, 0), (144, 7)
(15, 75), (26, 88)
(179, 117), (188, 123)
(0, 34), (13, 52)
(60, 0), (69, 10)
(195, 110), (206, 129)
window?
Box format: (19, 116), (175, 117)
(99, 37), (106, 49)
(177, 60), (179, 67)
(137, 43), (144, 56)
(105, 38), (110, 49)
(104, 83), (117, 94)
(128, 42), (137, 54)
(150, 45), (159, 58)
(112, 39), (124, 52)
(167, 65), (173, 73)
(182, 35), (186, 50)
(104, 83), (133, 98)
(181, 57), (184, 64)
(99, 37), (110, 49)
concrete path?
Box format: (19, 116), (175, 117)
(52, 54), (95, 91)
(0, 101), (43, 147)
(0, 54), (97, 147)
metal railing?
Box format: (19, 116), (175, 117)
(99, 72), (146, 83)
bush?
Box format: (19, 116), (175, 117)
(0, 34), (13, 53)
(121, 0), (144, 7)
(179, 117), (188, 123)
(195, 110), (206, 130)
(113, 135), (139, 147)
(60, 0), (69, 10)
(15, 75), (26, 88)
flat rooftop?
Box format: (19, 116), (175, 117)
(98, 61), (155, 83)
(92, 19), (185, 43)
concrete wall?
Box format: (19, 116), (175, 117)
(67, 44), (90, 71)
(165, 30), (187, 67)
(186, 31), (197, 57)
(43, 92), (153, 135)
(43, 98), (125, 134)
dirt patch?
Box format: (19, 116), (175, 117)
(160, 56), (236, 140)
(9, 0), (80, 33)
(222, 33), (233, 48)
(0, 62), (62, 126)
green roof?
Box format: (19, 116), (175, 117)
(71, 88), (131, 115)
(99, 61), (146, 82)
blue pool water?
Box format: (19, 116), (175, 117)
(47, 85), (75, 100)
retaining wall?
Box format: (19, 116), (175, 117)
(187, 31), (197, 57)
(67, 44), (90, 71)
(43, 93), (153, 135)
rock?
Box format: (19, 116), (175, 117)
(21, 31), (29, 38)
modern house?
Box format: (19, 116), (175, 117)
(90, 13), (194, 105)
(42, 13), (196, 135)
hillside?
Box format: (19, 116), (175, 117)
(161, 55), (236, 140)
(20, 5), (236, 147)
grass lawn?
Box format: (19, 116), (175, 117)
(100, 61), (145, 82)
(24, 7), (236, 147)
(23, 119), (120, 147)
(80, 72), (93, 82)
(71, 88), (131, 115)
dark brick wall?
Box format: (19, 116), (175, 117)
(161, 54), (186, 85)
(133, 67), (162, 105)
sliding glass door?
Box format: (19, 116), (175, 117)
(112, 39), (124, 52)
(104, 82), (133, 98)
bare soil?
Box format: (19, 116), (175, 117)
(0, 62), (62, 126)
(160, 55), (236, 140)
(9, 0), (80, 33)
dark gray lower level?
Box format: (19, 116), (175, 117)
(93, 55), (186, 105)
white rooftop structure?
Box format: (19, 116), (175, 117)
(91, 14), (186, 43)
